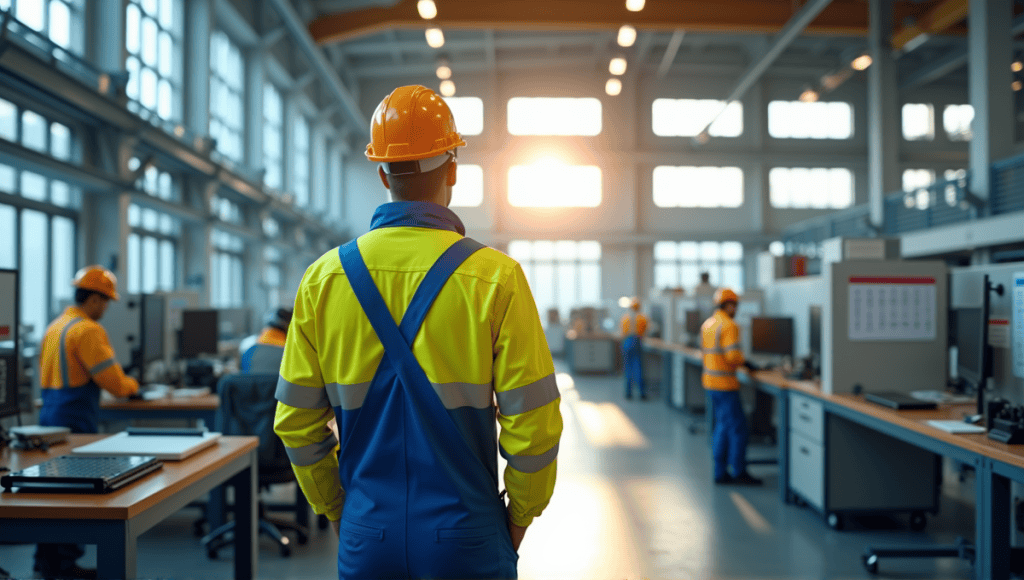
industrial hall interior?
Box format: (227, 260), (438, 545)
(4, 0), (1024, 579)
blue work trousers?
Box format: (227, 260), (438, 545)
(622, 337), (644, 397)
(708, 390), (748, 480)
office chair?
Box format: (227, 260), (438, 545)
(200, 373), (310, 558)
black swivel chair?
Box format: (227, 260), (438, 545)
(201, 373), (310, 558)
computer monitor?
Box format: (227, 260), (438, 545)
(0, 268), (20, 419)
(685, 310), (703, 335)
(0, 353), (18, 419)
(180, 310), (220, 358)
(751, 316), (794, 357)
(141, 294), (166, 364)
(217, 307), (251, 339)
(953, 307), (984, 386)
(809, 306), (822, 359)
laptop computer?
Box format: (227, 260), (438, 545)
(71, 431), (221, 460)
(865, 391), (939, 411)
(1, 455), (163, 493)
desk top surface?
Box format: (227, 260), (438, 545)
(100, 393), (220, 410)
(0, 434), (257, 520)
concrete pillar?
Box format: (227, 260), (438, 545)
(184, 0), (212, 138)
(968, 0), (1014, 210)
(247, 49), (266, 175)
(867, 0), (900, 229)
(90, 0), (124, 72)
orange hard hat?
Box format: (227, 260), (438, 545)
(630, 298), (641, 311)
(73, 266), (119, 300)
(714, 287), (739, 306)
(365, 85), (466, 168)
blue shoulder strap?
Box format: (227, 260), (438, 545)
(338, 236), (485, 372)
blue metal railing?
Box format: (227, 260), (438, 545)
(991, 154), (1024, 215)
(882, 172), (975, 235)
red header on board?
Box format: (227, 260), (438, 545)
(849, 276), (936, 285)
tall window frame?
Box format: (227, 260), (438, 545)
(125, 0), (183, 122)
(767, 100), (853, 139)
(3, 0), (85, 54)
(292, 113), (310, 207)
(209, 29), (246, 164)
(653, 241), (744, 291)
(653, 166), (743, 208)
(506, 240), (601, 319)
(211, 229), (245, 308)
(126, 166), (179, 294)
(262, 82), (284, 190)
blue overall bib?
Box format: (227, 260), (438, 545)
(621, 336), (644, 398)
(335, 235), (518, 580)
(39, 317), (102, 435)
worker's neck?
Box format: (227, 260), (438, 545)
(389, 191), (448, 207)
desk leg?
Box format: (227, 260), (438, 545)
(777, 391), (790, 504)
(232, 449), (258, 580)
(978, 460), (1011, 580)
(208, 485), (227, 530)
(96, 521), (136, 580)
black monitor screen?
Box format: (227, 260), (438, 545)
(181, 310), (219, 358)
(685, 310), (703, 335)
(142, 294), (165, 364)
(954, 307), (983, 384)
(751, 317), (794, 356)
(0, 353), (18, 419)
(809, 306), (822, 358)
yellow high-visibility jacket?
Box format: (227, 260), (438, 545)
(273, 210), (562, 528)
(701, 309), (745, 391)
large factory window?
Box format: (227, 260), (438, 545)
(6, 0), (84, 54)
(209, 29), (245, 163)
(654, 241), (743, 291)
(902, 103), (934, 141)
(507, 240), (601, 319)
(653, 166), (743, 208)
(444, 97), (483, 136)
(652, 99), (742, 137)
(450, 164), (483, 207)
(768, 167), (853, 209)
(508, 160), (601, 207)
(263, 83), (284, 190)
(507, 97), (601, 136)
(292, 114), (310, 207)
(767, 101), (853, 139)
(943, 104), (973, 141)
(126, 0), (182, 122)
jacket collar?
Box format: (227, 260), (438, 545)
(369, 201), (465, 236)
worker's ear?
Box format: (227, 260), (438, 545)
(378, 166), (390, 190)
(446, 159), (457, 187)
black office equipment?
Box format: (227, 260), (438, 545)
(751, 316), (794, 357)
(864, 391), (938, 411)
(953, 307), (984, 387)
(809, 306), (822, 360)
(685, 310), (702, 335)
(0, 269), (20, 450)
(181, 309), (220, 358)
(142, 294), (166, 365)
(1, 455), (162, 493)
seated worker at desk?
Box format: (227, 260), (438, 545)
(620, 298), (648, 400)
(239, 308), (291, 374)
(702, 288), (761, 486)
(37, 266), (139, 579)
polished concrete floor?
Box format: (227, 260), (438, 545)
(1, 362), (979, 579)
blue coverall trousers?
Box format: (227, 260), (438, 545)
(622, 336), (645, 398)
(708, 390), (748, 480)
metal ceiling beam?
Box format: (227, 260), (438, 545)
(695, 0), (835, 139)
(891, 0), (967, 52)
(309, 0), (868, 45)
(899, 13), (1024, 90)
(338, 32), (612, 55)
(657, 30), (685, 78)
(268, 0), (367, 130)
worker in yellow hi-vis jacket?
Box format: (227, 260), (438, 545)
(273, 85), (562, 580)
(702, 287), (762, 486)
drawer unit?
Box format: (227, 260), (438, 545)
(789, 431), (824, 510)
(789, 394), (824, 443)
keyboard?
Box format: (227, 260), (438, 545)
(1, 455), (162, 493)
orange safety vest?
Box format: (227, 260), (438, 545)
(256, 326), (287, 347)
(39, 306), (139, 396)
(620, 312), (648, 337)
(701, 309), (745, 391)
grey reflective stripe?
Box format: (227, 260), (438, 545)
(715, 324), (723, 349)
(88, 357), (117, 376)
(325, 382), (372, 410)
(276, 377), (330, 409)
(500, 442), (559, 474)
(284, 434), (339, 467)
(496, 374), (559, 416)
(59, 317), (84, 388)
(724, 344), (742, 352)
(433, 382), (493, 409)
(702, 348), (724, 355)
(704, 369), (736, 378)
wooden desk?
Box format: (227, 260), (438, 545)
(99, 394), (220, 427)
(0, 434), (258, 580)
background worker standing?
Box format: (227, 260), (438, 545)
(274, 85), (562, 580)
(701, 288), (762, 486)
(239, 308), (291, 374)
(36, 266), (139, 579)
(620, 298), (648, 400)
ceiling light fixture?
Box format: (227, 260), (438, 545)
(440, 80), (456, 97)
(851, 54), (873, 71)
(436, 64), (452, 79)
(799, 88), (819, 103)
(625, 0), (645, 12)
(609, 57), (627, 76)
(605, 78), (622, 96)
(1013, 61), (1023, 73)
(425, 28), (445, 48)
(1014, 80), (1023, 91)
(417, 0), (437, 19)
(617, 24), (637, 47)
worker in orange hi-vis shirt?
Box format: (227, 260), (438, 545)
(620, 298), (648, 400)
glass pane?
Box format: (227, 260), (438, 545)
(532, 263), (555, 318)
(20, 171), (47, 201)
(902, 103), (934, 141)
(127, 204), (141, 227)
(48, 0), (70, 48)
(51, 216), (74, 305)
(651, 98), (743, 137)
(141, 67), (157, 110)
(722, 264), (744, 292)
(678, 242), (699, 260)
(0, 164), (13, 191)
(506, 240), (531, 260)
(508, 163), (600, 207)
(554, 240), (577, 261)
(158, 30), (173, 77)
(579, 263), (600, 304)
(20, 210), (48, 343)
(768, 100), (853, 139)
(944, 104), (974, 141)
(127, 233), (141, 293)
(532, 241), (555, 260)
(556, 263), (577, 310)
(21, 111), (47, 152)
(50, 180), (69, 206)
(126, 56), (140, 100)
(507, 97), (601, 136)
(577, 241), (601, 261)
(653, 166), (742, 208)
(680, 264), (700, 289)
(653, 241), (678, 261)
(17, 0), (46, 32)
(699, 242), (721, 261)
(654, 263), (678, 289)
(158, 78), (173, 120)
(142, 235), (158, 293)
(721, 242), (743, 261)
(450, 164), (483, 207)
(50, 123), (71, 160)
(0, 204), (15, 269)
(142, 208), (159, 231)
(159, 0), (175, 30)
(443, 97), (484, 136)
(0, 98), (16, 141)
(126, 3), (141, 55)
(141, 16), (158, 67)
(159, 239), (174, 290)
